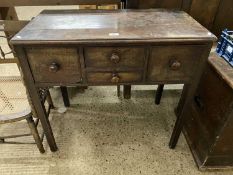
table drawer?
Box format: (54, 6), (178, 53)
(147, 45), (207, 82)
(87, 72), (143, 84)
(84, 47), (145, 68)
(26, 47), (82, 83)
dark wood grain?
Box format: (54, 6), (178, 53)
(26, 47), (82, 83)
(209, 53), (233, 89)
(182, 54), (233, 169)
(212, 0), (233, 37)
(147, 45), (208, 82)
(189, 0), (221, 30)
(84, 47), (145, 68)
(11, 10), (215, 153)
(0, 0), (121, 6)
(137, 0), (182, 9)
(10, 9), (216, 45)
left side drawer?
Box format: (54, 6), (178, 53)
(26, 47), (82, 83)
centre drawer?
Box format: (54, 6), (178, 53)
(26, 47), (82, 83)
(84, 47), (145, 69)
(87, 72), (143, 84)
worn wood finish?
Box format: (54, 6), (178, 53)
(183, 53), (233, 169)
(155, 84), (164, 105)
(126, 0), (183, 9)
(147, 45), (208, 82)
(11, 10), (216, 44)
(84, 47), (145, 68)
(86, 72), (143, 83)
(0, 0), (121, 6)
(26, 116), (45, 153)
(11, 10), (215, 151)
(13, 46), (58, 152)
(212, 0), (233, 38)
(60, 86), (70, 107)
(126, 0), (233, 38)
(136, 0), (182, 9)
(123, 85), (131, 99)
(26, 47), (82, 83)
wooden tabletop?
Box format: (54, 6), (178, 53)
(11, 9), (216, 44)
(209, 52), (233, 89)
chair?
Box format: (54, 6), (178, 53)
(0, 65), (54, 153)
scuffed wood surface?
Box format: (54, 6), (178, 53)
(11, 9), (216, 44)
(209, 52), (233, 89)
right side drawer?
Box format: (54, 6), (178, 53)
(147, 45), (207, 82)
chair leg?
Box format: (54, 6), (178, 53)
(117, 85), (120, 97)
(46, 90), (55, 109)
(155, 84), (164, 105)
(123, 85), (131, 99)
(60, 86), (70, 107)
(26, 116), (45, 153)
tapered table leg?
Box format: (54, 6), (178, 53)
(155, 84), (164, 105)
(123, 85), (131, 99)
(60, 86), (70, 107)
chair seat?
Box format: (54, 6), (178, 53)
(0, 76), (31, 124)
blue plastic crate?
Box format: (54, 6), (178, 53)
(216, 29), (233, 67)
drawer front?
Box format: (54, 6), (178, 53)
(84, 47), (145, 68)
(26, 47), (81, 83)
(87, 72), (142, 84)
(147, 45), (206, 82)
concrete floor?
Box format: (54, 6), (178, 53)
(0, 6), (233, 175)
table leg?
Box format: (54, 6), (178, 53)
(155, 84), (164, 105)
(14, 46), (58, 152)
(60, 86), (70, 107)
(123, 85), (131, 99)
(169, 44), (212, 149)
(175, 84), (190, 117)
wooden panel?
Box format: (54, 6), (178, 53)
(11, 9), (216, 45)
(0, 0), (121, 6)
(84, 47), (145, 68)
(212, 0), (233, 37)
(209, 53), (233, 89)
(193, 65), (232, 146)
(137, 0), (182, 9)
(26, 47), (82, 83)
(87, 72), (142, 83)
(189, 0), (221, 30)
(183, 62), (233, 168)
(147, 45), (206, 82)
(181, 0), (193, 12)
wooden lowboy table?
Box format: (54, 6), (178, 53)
(10, 9), (216, 152)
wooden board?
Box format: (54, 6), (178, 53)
(0, 0), (121, 6)
(208, 53), (233, 89)
(189, 0), (221, 30)
(11, 9), (216, 44)
(212, 0), (233, 37)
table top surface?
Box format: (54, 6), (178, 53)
(11, 9), (216, 44)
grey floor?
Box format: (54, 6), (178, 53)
(0, 6), (233, 175)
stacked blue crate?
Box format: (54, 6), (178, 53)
(216, 29), (233, 67)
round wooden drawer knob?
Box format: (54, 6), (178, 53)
(111, 73), (120, 83)
(49, 62), (59, 72)
(170, 60), (181, 70)
(110, 53), (120, 63)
